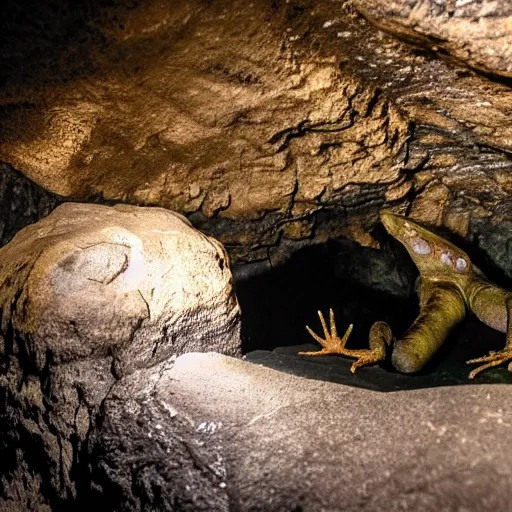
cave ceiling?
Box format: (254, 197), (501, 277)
(0, 0), (511, 265)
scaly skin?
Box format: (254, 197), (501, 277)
(300, 210), (512, 379)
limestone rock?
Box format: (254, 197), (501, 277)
(1, 0), (512, 270)
(0, 0), (410, 265)
(0, 1), (409, 222)
(0, 202), (240, 509)
(353, 0), (512, 78)
(0, 202), (241, 371)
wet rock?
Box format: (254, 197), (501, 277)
(0, 202), (240, 510)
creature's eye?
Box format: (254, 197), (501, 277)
(440, 251), (452, 265)
(456, 257), (467, 273)
(411, 238), (431, 255)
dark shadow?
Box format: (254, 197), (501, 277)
(234, 227), (416, 352)
(0, 164), (62, 247)
(0, 0), (141, 87)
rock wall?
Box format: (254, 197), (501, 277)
(1, 0), (510, 272)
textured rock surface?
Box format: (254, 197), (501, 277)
(88, 381), (230, 512)
(0, 202), (241, 370)
(2, 0), (511, 269)
(1, 2), (511, 510)
(353, 0), (512, 77)
(0, 203), (240, 510)
(0, 0), (410, 226)
(88, 352), (511, 511)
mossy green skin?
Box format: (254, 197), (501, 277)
(301, 210), (512, 379)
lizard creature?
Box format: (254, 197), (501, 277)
(299, 210), (512, 379)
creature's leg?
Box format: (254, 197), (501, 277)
(467, 298), (512, 379)
(390, 282), (466, 374)
(298, 309), (391, 373)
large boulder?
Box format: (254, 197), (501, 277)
(0, 202), (241, 372)
(0, 202), (240, 510)
(87, 352), (512, 511)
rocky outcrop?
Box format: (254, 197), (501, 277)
(353, 0), (512, 78)
(1, 0), (511, 270)
(0, 203), (240, 510)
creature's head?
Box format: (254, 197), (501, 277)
(380, 210), (473, 284)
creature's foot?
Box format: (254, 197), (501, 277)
(298, 309), (386, 373)
(467, 348), (512, 379)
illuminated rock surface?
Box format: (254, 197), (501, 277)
(1, 0), (512, 266)
(0, 203), (240, 510)
(353, 0), (512, 78)
(87, 352), (512, 511)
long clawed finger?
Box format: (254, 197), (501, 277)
(467, 349), (512, 379)
(329, 308), (337, 339)
(342, 323), (354, 345)
(305, 325), (327, 346)
(297, 348), (329, 356)
(318, 310), (329, 338)
(304, 309), (355, 357)
(468, 359), (505, 380)
(467, 352), (499, 364)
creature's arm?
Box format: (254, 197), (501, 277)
(300, 280), (466, 373)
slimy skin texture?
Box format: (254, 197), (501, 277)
(300, 210), (512, 379)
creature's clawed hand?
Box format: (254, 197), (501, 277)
(467, 348), (512, 379)
(299, 309), (386, 373)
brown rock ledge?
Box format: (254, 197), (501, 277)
(353, 0), (512, 78)
(1, 0), (511, 267)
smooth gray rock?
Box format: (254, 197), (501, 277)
(108, 352), (512, 512)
